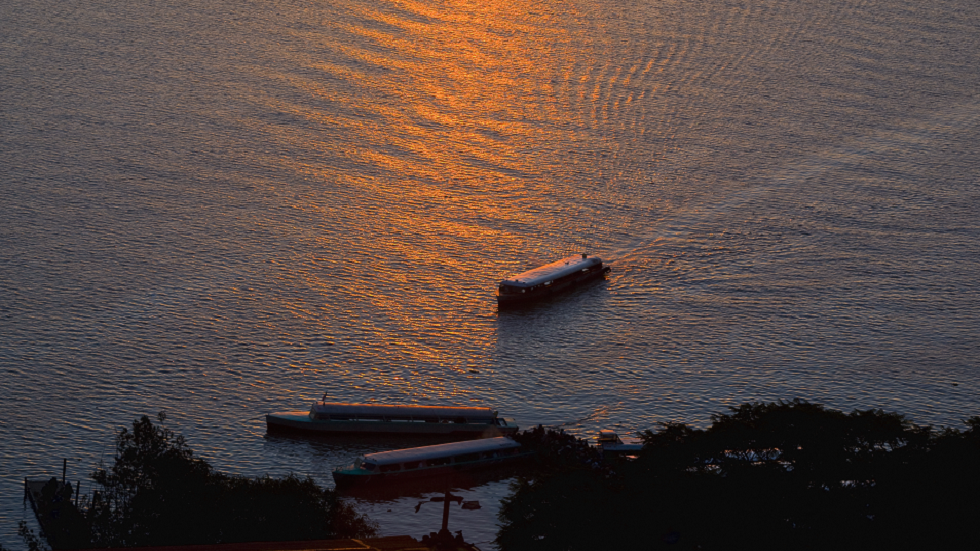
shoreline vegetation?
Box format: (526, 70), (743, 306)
(498, 400), (980, 550)
(10, 401), (980, 550)
(13, 413), (378, 550)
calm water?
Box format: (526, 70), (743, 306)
(2, 0), (979, 547)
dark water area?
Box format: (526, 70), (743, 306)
(2, 0), (979, 547)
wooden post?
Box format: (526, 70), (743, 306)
(63, 458), (67, 485)
(441, 485), (451, 532)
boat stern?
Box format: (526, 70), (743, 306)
(265, 411), (315, 433)
(332, 463), (379, 490)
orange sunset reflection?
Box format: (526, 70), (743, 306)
(243, 0), (673, 396)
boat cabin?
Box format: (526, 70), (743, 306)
(334, 437), (528, 487)
(357, 437), (523, 472)
(308, 403), (501, 424)
(266, 402), (518, 437)
(497, 253), (609, 305)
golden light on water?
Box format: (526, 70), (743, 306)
(238, 0), (690, 405)
(250, 1), (614, 379)
(285, 0), (595, 187)
(5, 0), (980, 544)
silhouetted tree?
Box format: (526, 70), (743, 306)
(497, 400), (980, 551)
(80, 412), (377, 548)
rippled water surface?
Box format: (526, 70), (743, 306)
(2, 0), (979, 547)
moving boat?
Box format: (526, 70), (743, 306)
(333, 436), (530, 489)
(497, 253), (610, 306)
(266, 402), (519, 438)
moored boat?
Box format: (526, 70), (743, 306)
(266, 402), (519, 438)
(597, 429), (643, 457)
(332, 436), (530, 489)
(497, 253), (610, 306)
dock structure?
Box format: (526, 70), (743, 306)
(24, 476), (90, 550)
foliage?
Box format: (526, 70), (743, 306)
(512, 425), (607, 472)
(86, 412), (378, 547)
(31, 412), (376, 549)
(496, 400), (980, 551)
(15, 521), (44, 551)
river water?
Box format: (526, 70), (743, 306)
(2, 0), (979, 547)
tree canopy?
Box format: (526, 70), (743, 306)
(33, 413), (377, 549)
(497, 400), (980, 551)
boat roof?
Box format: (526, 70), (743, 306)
(363, 437), (521, 466)
(311, 402), (497, 419)
(500, 254), (603, 288)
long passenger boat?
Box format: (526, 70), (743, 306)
(497, 253), (610, 306)
(333, 437), (530, 489)
(266, 402), (519, 438)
